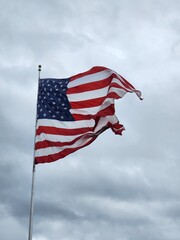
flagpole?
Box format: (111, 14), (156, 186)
(28, 65), (42, 240)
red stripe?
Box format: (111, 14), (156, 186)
(35, 134), (85, 150)
(70, 66), (108, 81)
(70, 67), (135, 91)
(110, 82), (130, 91)
(35, 121), (125, 164)
(71, 113), (93, 121)
(35, 135), (99, 164)
(68, 75), (131, 95)
(110, 122), (124, 134)
(72, 104), (115, 120)
(67, 77), (112, 94)
(113, 74), (135, 90)
(36, 126), (93, 136)
(70, 89), (123, 109)
(35, 108), (118, 150)
(107, 92), (122, 99)
(70, 96), (106, 109)
(35, 121), (124, 151)
(96, 104), (115, 117)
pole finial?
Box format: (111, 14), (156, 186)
(38, 65), (42, 72)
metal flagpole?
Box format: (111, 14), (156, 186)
(28, 65), (42, 240)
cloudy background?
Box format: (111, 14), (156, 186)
(1, 0), (180, 239)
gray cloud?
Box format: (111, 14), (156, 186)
(0, 0), (180, 239)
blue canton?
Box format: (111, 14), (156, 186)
(37, 78), (74, 121)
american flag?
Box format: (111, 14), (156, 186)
(35, 66), (142, 164)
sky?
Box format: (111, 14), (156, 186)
(0, 0), (180, 239)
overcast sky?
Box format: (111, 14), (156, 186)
(1, 0), (180, 239)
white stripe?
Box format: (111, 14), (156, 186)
(35, 133), (94, 157)
(112, 77), (133, 91)
(36, 132), (83, 143)
(93, 115), (118, 132)
(115, 72), (133, 88)
(35, 114), (119, 157)
(67, 77), (132, 103)
(68, 86), (129, 104)
(36, 118), (95, 129)
(68, 69), (112, 88)
(36, 114), (119, 144)
(70, 98), (114, 115)
(109, 87), (127, 97)
(67, 85), (109, 102)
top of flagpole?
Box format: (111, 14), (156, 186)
(38, 65), (42, 71)
(38, 65), (42, 79)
